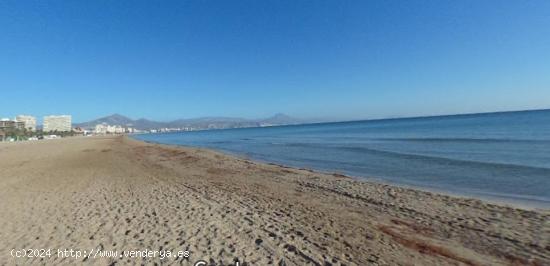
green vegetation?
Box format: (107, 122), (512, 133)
(42, 130), (77, 138)
(0, 128), (76, 141)
(0, 128), (31, 141)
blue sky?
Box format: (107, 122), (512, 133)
(1, 1), (549, 123)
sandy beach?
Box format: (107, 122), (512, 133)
(0, 136), (548, 265)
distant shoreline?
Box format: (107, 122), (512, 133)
(69, 108), (550, 133)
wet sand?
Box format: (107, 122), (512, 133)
(0, 136), (548, 265)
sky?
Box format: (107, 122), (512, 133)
(1, 0), (549, 123)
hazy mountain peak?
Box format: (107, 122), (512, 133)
(109, 113), (129, 119)
(76, 114), (134, 128)
(260, 113), (300, 125)
(76, 113), (305, 130)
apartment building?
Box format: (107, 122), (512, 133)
(43, 115), (72, 132)
(95, 123), (131, 134)
(0, 118), (25, 130)
(15, 115), (37, 131)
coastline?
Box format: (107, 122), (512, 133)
(133, 136), (550, 211)
(214, 152), (550, 211)
(1, 136), (548, 265)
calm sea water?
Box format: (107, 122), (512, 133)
(134, 110), (550, 208)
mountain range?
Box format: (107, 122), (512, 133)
(75, 113), (306, 130)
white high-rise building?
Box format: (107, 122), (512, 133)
(43, 115), (72, 132)
(95, 124), (108, 134)
(94, 124), (128, 134)
(16, 115), (37, 131)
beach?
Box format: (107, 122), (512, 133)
(0, 136), (548, 265)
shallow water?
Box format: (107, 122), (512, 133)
(134, 109), (550, 208)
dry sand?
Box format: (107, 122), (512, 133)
(0, 136), (548, 265)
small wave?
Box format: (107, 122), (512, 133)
(339, 146), (550, 173)
(373, 137), (550, 144)
(283, 142), (321, 148)
(209, 140), (232, 144)
(241, 141), (550, 173)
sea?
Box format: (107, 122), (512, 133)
(133, 109), (550, 209)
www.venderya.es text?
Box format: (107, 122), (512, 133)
(10, 248), (190, 260)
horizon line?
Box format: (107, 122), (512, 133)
(4, 107), (549, 125)
(85, 107), (549, 124)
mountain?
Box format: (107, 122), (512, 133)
(168, 117), (258, 129)
(133, 118), (168, 129)
(75, 114), (136, 128)
(259, 113), (303, 125)
(76, 113), (305, 131)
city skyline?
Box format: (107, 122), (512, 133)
(3, 107), (549, 127)
(1, 1), (549, 122)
